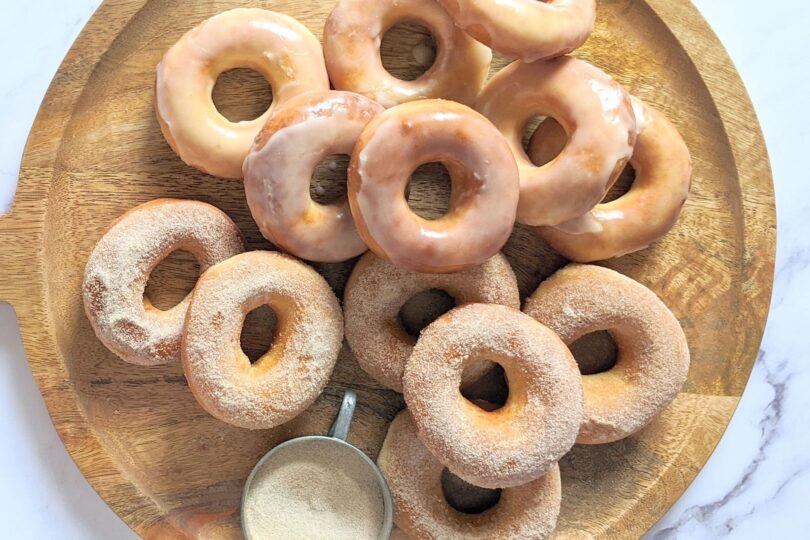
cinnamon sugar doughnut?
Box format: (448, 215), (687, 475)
(531, 98), (692, 261)
(348, 99), (519, 273)
(243, 91), (383, 262)
(437, 0), (595, 62)
(182, 251), (342, 430)
(323, 0), (492, 108)
(344, 252), (519, 392)
(475, 56), (636, 227)
(402, 303), (583, 488)
(156, 8), (329, 179)
(83, 199), (244, 366)
(378, 410), (561, 539)
(523, 264), (690, 444)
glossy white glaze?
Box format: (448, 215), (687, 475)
(554, 212), (604, 235)
(349, 99), (519, 273)
(476, 56), (636, 226)
(437, 0), (595, 61)
(630, 95), (651, 134)
(156, 8), (328, 179)
(243, 91), (382, 262)
(533, 99), (692, 262)
(323, 0), (491, 108)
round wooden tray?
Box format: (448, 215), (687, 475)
(0, 0), (774, 538)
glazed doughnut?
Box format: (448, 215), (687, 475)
(348, 99), (519, 273)
(344, 252), (520, 392)
(156, 8), (329, 179)
(83, 199), (244, 366)
(402, 303), (583, 488)
(475, 56), (636, 227)
(182, 251), (343, 430)
(437, 0), (595, 62)
(531, 98), (692, 261)
(378, 410), (561, 539)
(323, 0), (492, 108)
(523, 264), (690, 444)
(243, 91), (383, 262)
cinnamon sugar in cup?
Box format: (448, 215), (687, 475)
(241, 390), (393, 539)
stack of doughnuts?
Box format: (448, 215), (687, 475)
(82, 1), (696, 538)
(372, 267), (688, 539)
(154, 1), (690, 270)
(154, 4), (690, 269)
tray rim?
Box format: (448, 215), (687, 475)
(0, 0), (776, 537)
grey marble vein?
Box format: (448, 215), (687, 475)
(651, 352), (789, 538)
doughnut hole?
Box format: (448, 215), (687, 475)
(380, 22), (437, 81)
(398, 289), (456, 336)
(144, 250), (199, 311)
(569, 330), (619, 375)
(311, 154), (350, 205)
(460, 363), (509, 410)
(523, 116), (566, 166)
(240, 305), (278, 364)
(602, 164), (636, 203)
(212, 68), (273, 122)
(406, 162), (452, 220)
(441, 468), (502, 514)
(528, 117), (636, 200)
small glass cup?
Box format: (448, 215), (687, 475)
(241, 390), (394, 539)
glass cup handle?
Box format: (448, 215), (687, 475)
(327, 389), (357, 441)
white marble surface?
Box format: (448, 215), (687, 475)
(0, 0), (807, 538)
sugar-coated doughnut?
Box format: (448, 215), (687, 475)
(243, 91), (383, 263)
(437, 0), (595, 62)
(523, 264), (690, 444)
(476, 57), (636, 227)
(378, 410), (561, 539)
(344, 252), (520, 392)
(83, 199), (244, 366)
(182, 251), (343, 430)
(156, 8), (329, 179)
(403, 303), (583, 488)
(348, 99), (519, 273)
(323, 0), (492, 108)
(531, 98), (692, 261)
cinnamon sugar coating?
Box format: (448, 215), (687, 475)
(182, 251), (343, 430)
(524, 264), (690, 444)
(83, 199), (244, 366)
(344, 252), (520, 392)
(403, 303), (583, 488)
(378, 410), (561, 539)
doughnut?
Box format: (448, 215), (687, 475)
(437, 0), (596, 62)
(243, 91), (383, 263)
(402, 303), (583, 488)
(344, 252), (520, 392)
(475, 56), (636, 227)
(181, 251), (343, 430)
(523, 264), (690, 444)
(83, 199), (244, 366)
(531, 98), (692, 261)
(348, 99), (519, 273)
(323, 0), (492, 108)
(156, 8), (329, 179)
(378, 410), (561, 539)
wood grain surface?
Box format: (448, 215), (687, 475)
(0, 0), (774, 538)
